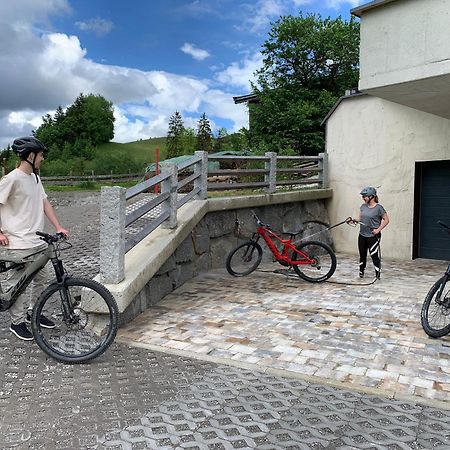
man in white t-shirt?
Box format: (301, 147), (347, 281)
(0, 136), (69, 340)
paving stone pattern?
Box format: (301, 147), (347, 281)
(1, 332), (450, 449)
(0, 191), (450, 448)
(119, 258), (450, 405)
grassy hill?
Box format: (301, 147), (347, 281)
(98, 137), (168, 169)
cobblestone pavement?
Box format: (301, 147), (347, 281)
(1, 191), (450, 449)
(119, 257), (450, 406)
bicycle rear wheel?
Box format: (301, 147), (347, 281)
(226, 241), (263, 276)
(31, 277), (119, 364)
(292, 241), (336, 282)
(421, 276), (450, 338)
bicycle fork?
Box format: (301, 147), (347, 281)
(436, 265), (450, 305)
(51, 257), (78, 323)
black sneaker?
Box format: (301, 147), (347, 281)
(375, 271), (381, 280)
(359, 271), (364, 278)
(26, 312), (56, 329)
(10, 322), (34, 341)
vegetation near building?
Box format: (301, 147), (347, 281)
(250, 13), (360, 155)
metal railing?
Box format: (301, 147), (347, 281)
(100, 151), (327, 283)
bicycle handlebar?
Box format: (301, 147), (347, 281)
(251, 210), (269, 228)
(36, 231), (67, 244)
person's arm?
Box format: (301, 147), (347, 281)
(0, 175), (14, 246)
(373, 212), (389, 235)
(43, 198), (69, 236)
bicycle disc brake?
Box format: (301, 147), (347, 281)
(65, 307), (89, 331)
(310, 255), (321, 270)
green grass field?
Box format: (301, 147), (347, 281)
(98, 137), (168, 167)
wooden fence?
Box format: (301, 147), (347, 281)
(41, 172), (142, 185)
(100, 151), (328, 283)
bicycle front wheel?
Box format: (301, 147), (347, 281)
(226, 241), (263, 277)
(31, 277), (119, 364)
(421, 276), (450, 338)
(292, 241), (336, 282)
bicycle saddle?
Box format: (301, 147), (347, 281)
(283, 229), (302, 237)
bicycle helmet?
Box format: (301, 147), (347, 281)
(12, 136), (46, 159)
(360, 186), (377, 197)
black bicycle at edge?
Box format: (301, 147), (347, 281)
(0, 232), (118, 363)
(421, 220), (450, 338)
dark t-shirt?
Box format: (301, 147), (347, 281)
(359, 203), (386, 237)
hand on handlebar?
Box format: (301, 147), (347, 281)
(56, 227), (69, 239)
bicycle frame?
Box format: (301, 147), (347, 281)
(436, 263), (450, 302)
(434, 221), (450, 302)
(0, 243), (63, 312)
(254, 225), (315, 266)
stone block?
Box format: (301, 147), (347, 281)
(191, 222), (210, 255)
(205, 211), (235, 238)
(157, 255), (176, 275)
(194, 252), (210, 275)
(145, 272), (174, 306)
(175, 235), (195, 263)
(210, 238), (236, 269)
(173, 262), (195, 289)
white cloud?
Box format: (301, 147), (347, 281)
(0, 0), (251, 148)
(325, 0), (361, 7)
(291, 0), (361, 8)
(242, 0), (285, 33)
(181, 43), (211, 61)
(241, 0), (361, 34)
(75, 18), (114, 36)
(215, 53), (263, 90)
(0, 0), (71, 24)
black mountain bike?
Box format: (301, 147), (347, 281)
(0, 232), (118, 363)
(421, 221), (450, 338)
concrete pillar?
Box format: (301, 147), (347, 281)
(265, 152), (277, 194)
(194, 151), (208, 200)
(318, 152), (329, 188)
(161, 163), (178, 229)
(100, 186), (125, 284)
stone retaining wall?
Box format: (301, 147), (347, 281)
(121, 199), (331, 323)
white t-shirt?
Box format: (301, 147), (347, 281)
(0, 169), (47, 249)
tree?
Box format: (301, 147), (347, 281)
(196, 113), (213, 152)
(214, 128), (228, 152)
(34, 93), (115, 158)
(251, 13), (360, 155)
(181, 127), (197, 155)
(166, 111), (185, 158)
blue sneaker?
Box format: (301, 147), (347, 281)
(26, 312), (56, 329)
(10, 322), (33, 341)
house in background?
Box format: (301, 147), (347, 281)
(324, 0), (450, 261)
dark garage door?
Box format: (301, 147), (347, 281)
(416, 160), (450, 260)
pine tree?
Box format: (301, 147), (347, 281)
(166, 111), (185, 158)
(214, 127), (228, 152)
(196, 113), (213, 153)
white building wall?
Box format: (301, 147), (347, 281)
(359, 0), (450, 91)
(326, 95), (450, 259)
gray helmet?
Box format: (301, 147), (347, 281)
(360, 186), (377, 197)
(12, 136), (46, 159)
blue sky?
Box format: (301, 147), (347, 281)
(0, 0), (363, 148)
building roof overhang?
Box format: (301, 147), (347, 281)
(351, 0), (399, 17)
(233, 94), (259, 104)
(321, 91), (367, 125)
